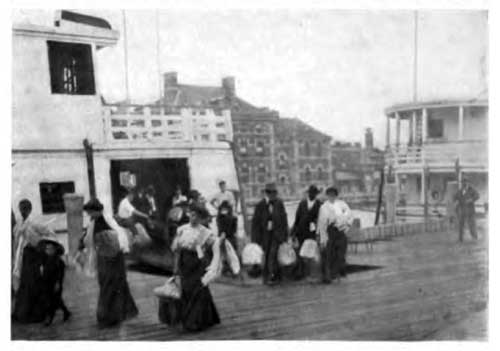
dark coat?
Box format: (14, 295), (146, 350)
(454, 185), (479, 216)
(216, 214), (237, 239)
(251, 198), (288, 247)
(291, 199), (321, 244)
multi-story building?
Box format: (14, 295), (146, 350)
(385, 100), (488, 206)
(12, 11), (238, 230)
(159, 72), (281, 203)
(275, 118), (333, 198)
(331, 128), (385, 195)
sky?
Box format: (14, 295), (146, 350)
(12, 9), (488, 147)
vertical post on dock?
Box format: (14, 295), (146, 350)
(63, 194), (84, 269)
(423, 165), (429, 231)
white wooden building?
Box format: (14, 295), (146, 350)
(12, 12), (238, 231)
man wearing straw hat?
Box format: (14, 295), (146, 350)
(251, 183), (289, 285)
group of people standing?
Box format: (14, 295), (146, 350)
(252, 183), (353, 285)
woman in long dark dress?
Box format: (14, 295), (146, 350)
(83, 199), (138, 328)
(171, 205), (221, 332)
(12, 199), (53, 323)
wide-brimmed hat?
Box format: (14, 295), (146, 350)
(39, 236), (65, 255)
(189, 204), (210, 219)
(307, 185), (320, 195)
(264, 183), (278, 193)
(83, 198), (104, 212)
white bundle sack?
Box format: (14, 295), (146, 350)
(299, 239), (320, 262)
(153, 276), (181, 299)
(241, 243), (264, 266)
(224, 239), (241, 275)
(278, 241), (297, 267)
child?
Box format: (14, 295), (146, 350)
(216, 201), (238, 277)
(39, 238), (71, 326)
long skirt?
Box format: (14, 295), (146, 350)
(178, 249), (220, 332)
(96, 252), (138, 328)
(12, 245), (46, 323)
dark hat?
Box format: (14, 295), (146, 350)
(39, 237), (65, 255)
(189, 204), (210, 219)
(325, 186), (339, 196)
(83, 198), (104, 212)
(264, 183), (278, 193)
(307, 185), (320, 195)
(177, 200), (189, 207)
(219, 200), (232, 211)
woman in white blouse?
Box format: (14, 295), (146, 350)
(170, 204), (222, 332)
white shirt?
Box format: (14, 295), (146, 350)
(211, 190), (235, 209)
(146, 195), (157, 213)
(118, 197), (136, 219)
(307, 199), (315, 210)
(317, 199), (353, 244)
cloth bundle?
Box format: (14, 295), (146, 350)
(221, 239), (240, 275)
(241, 243), (264, 266)
(278, 240), (297, 267)
(154, 276), (181, 299)
(299, 239), (320, 262)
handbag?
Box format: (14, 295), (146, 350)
(278, 240), (297, 266)
(153, 276), (181, 299)
(299, 239), (320, 262)
(241, 243), (264, 265)
(223, 239), (241, 275)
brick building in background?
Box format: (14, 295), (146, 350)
(331, 128), (385, 195)
(157, 72), (335, 203)
(275, 118), (333, 197)
(158, 72), (279, 202)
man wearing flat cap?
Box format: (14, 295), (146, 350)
(251, 183), (289, 285)
(454, 177), (480, 242)
(291, 185), (322, 279)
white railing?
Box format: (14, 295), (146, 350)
(386, 140), (487, 168)
(102, 104), (233, 145)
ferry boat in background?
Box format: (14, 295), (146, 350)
(384, 100), (488, 218)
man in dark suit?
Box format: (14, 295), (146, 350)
(454, 177), (480, 242)
(291, 185), (322, 279)
(251, 183), (289, 285)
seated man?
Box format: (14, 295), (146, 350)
(116, 189), (150, 237)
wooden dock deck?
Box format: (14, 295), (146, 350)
(11, 221), (487, 341)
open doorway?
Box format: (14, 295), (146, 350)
(110, 158), (190, 221)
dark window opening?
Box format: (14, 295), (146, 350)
(48, 41), (95, 95)
(39, 182), (75, 214)
(428, 118), (444, 138)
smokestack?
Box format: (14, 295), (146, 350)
(365, 128), (374, 149)
(163, 72), (178, 91)
(222, 76), (235, 99)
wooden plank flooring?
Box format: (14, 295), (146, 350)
(11, 221), (488, 340)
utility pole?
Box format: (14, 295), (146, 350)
(122, 10), (130, 103)
(413, 10), (419, 103)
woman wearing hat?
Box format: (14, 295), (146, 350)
(12, 199), (55, 323)
(83, 199), (138, 328)
(291, 185), (322, 280)
(170, 204), (221, 332)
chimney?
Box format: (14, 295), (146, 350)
(365, 128), (374, 149)
(163, 72), (178, 91)
(222, 76), (235, 99)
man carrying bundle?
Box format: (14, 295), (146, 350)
(317, 187), (353, 284)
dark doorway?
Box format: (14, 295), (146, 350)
(110, 158), (190, 221)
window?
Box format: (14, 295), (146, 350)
(428, 118), (444, 138)
(48, 41), (95, 95)
(39, 182), (75, 214)
(256, 140), (264, 154)
(280, 175), (287, 184)
(304, 141), (311, 157)
(317, 166), (324, 180)
(305, 166), (312, 182)
(317, 142), (323, 157)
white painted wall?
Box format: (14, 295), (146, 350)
(12, 33), (105, 150)
(463, 107), (487, 140)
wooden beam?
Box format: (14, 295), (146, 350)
(83, 139), (96, 200)
(422, 108), (428, 142)
(395, 112), (401, 147)
(386, 116), (391, 149)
